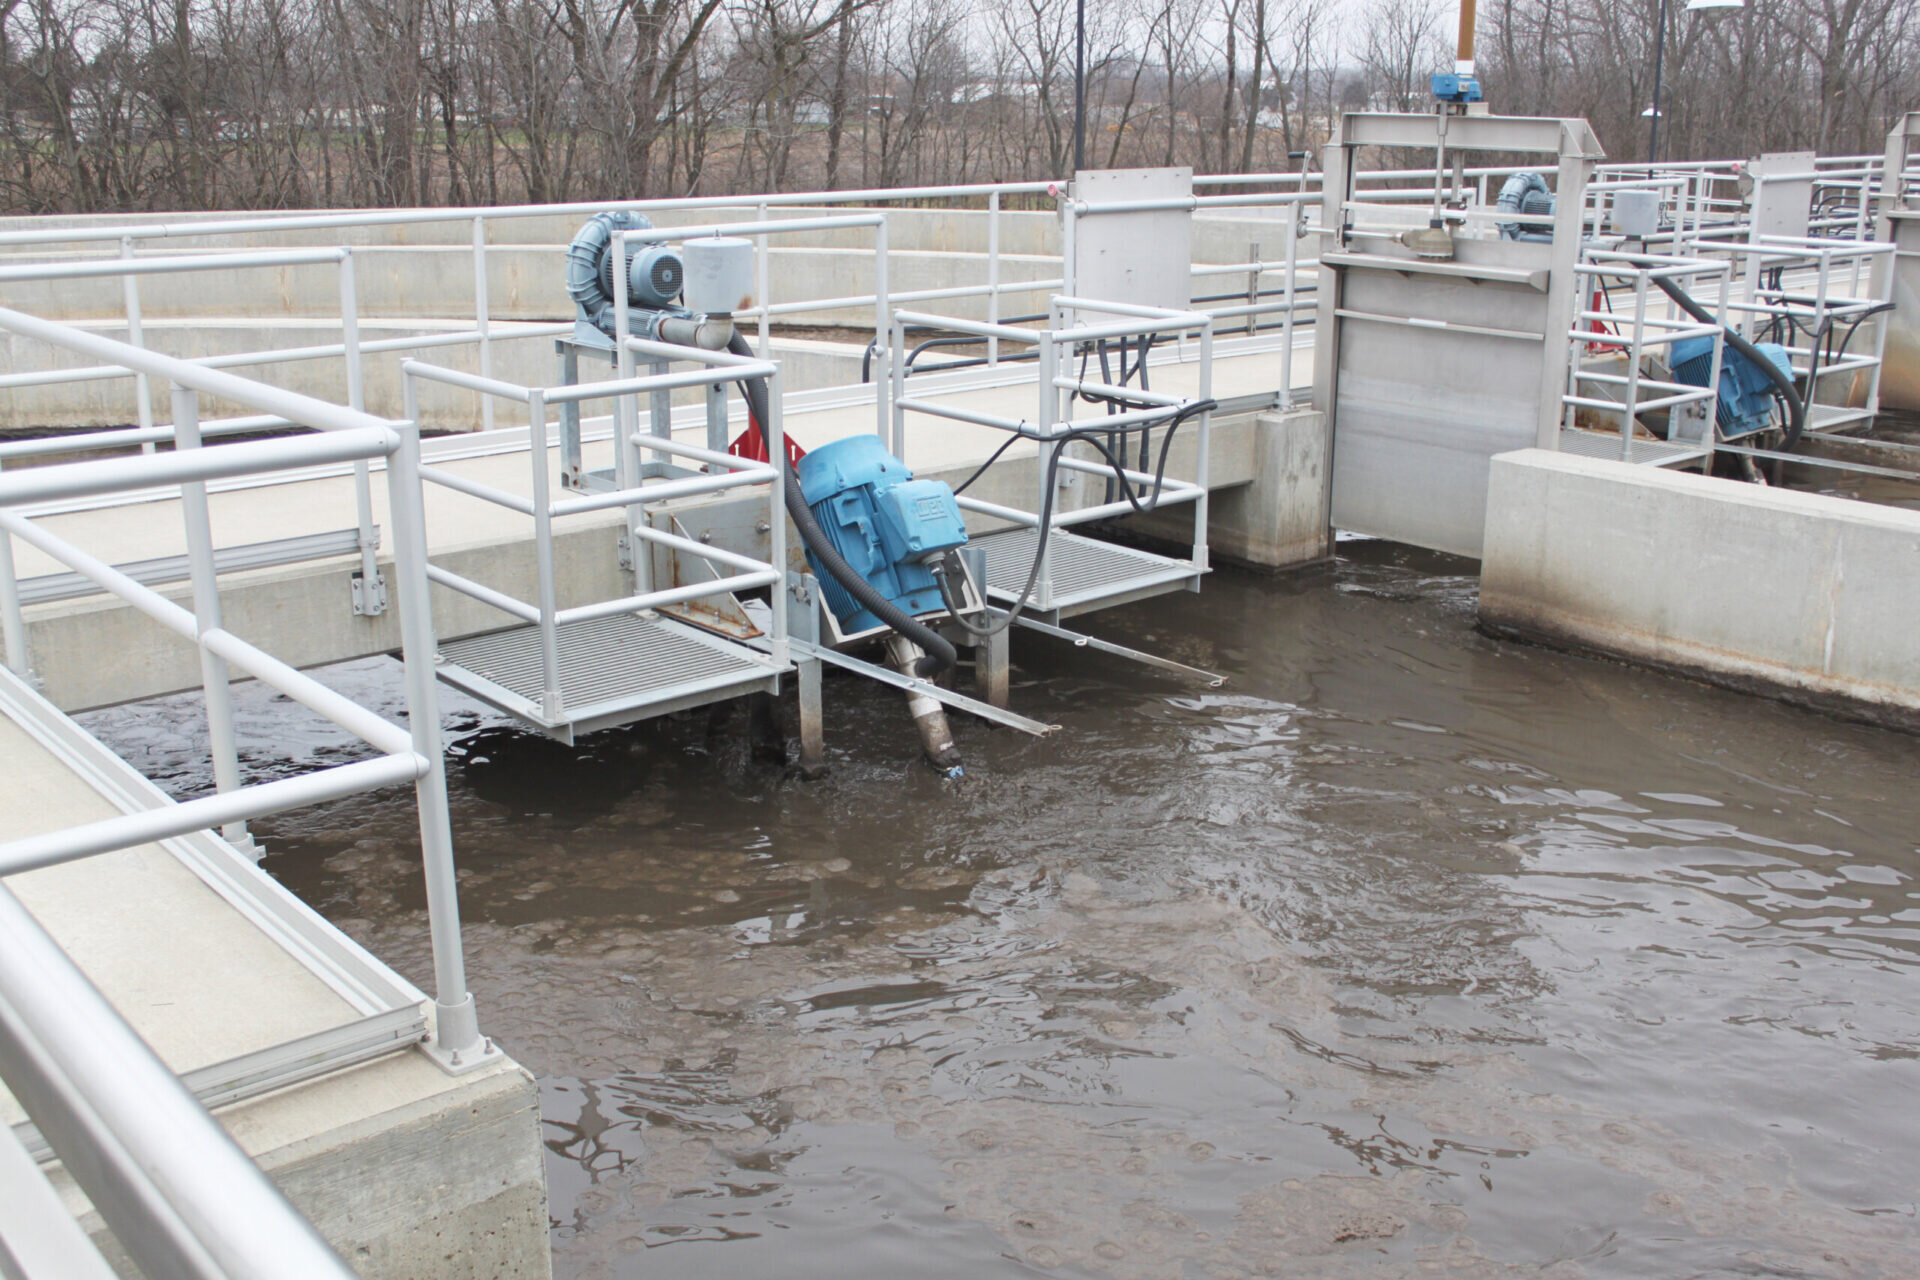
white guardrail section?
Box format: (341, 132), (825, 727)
(891, 297), (1214, 614)
(401, 338), (788, 724)
(0, 248), (392, 602)
(1690, 231), (1896, 430)
(0, 174), (1327, 416)
(1563, 248), (1732, 463)
(0, 307), (484, 1278)
(0, 153), (1906, 455)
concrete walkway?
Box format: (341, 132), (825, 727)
(0, 676), (549, 1277)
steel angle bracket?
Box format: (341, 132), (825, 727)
(1013, 615), (1227, 687)
(789, 639), (1058, 737)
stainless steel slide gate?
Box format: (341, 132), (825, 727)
(1314, 112), (1602, 558)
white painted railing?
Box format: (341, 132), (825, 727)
(0, 307), (487, 1277)
(891, 297), (1215, 616)
(402, 339), (789, 722)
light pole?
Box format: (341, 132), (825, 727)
(1647, 0), (1746, 166)
(1073, 0), (1086, 174)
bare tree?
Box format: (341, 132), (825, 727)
(3, 0), (1919, 214)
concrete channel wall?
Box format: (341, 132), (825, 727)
(72, 1055), (551, 1279)
(0, 206), (1310, 429)
(0, 322), (873, 430)
(1480, 448), (1920, 728)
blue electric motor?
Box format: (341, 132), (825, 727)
(1431, 73), (1483, 104)
(1669, 335), (1795, 439)
(796, 434), (968, 634)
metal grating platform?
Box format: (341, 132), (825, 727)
(1556, 427), (1707, 467)
(973, 527), (1201, 620)
(436, 612), (786, 743)
(1807, 403), (1876, 435)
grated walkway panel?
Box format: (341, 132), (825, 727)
(972, 527), (1201, 617)
(437, 612), (784, 741)
(1556, 427), (1707, 467)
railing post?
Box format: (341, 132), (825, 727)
(637, 359), (665, 595)
(528, 389), (563, 723)
(1245, 241), (1260, 336)
(393, 379), (487, 1069)
(1059, 189), (1077, 298)
(756, 203), (771, 357)
(122, 237), (155, 454)
(1563, 260), (1585, 437)
(0, 459), (29, 680)
(1814, 248), (1834, 414)
(891, 311), (908, 462)
(1852, 181), (1870, 295)
(1032, 330), (1057, 613)
(473, 216), (495, 432)
(172, 385), (252, 855)
(875, 215), (890, 443)
(1702, 266), (1730, 475)
(1281, 202), (1300, 407)
(611, 232), (650, 597)
(1865, 247), (1891, 417)
(765, 367), (789, 671)
(1193, 320), (1212, 577)
(340, 250), (383, 611)
(1621, 270), (1649, 461)
(613, 231), (633, 418)
(987, 191), (1001, 367)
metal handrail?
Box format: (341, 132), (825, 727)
(400, 352), (790, 722)
(1563, 247), (1732, 463)
(0, 312), (489, 1277)
(0, 170), (1325, 419)
(0, 876), (360, 1279)
(0, 246), (386, 590)
(889, 296), (1215, 615)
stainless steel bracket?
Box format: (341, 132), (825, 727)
(350, 570), (388, 616)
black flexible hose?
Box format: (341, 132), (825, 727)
(1832, 301), (1896, 365)
(1652, 275), (1809, 452)
(725, 332), (956, 677)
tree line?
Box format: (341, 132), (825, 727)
(1, 0), (1914, 214)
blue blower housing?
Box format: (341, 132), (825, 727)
(796, 434), (969, 634)
(1670, 335), (1794, 439)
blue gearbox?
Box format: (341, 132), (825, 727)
(1670, 335), (1794, 439)
(796, 434), (968, 634)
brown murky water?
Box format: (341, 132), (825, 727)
(85, 541), (1920, 1279)
(1787, 414), (1920, 510)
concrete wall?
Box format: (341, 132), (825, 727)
(72, 1054), (550, 1279)
(0, 323), (868, 429)
(1130, 407), (1330, 569)
(0, 205), (1297, 329)
(1479, 448), (1920, 728)
(2, 202), (1310, 431)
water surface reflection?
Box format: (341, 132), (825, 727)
(86, 541), (1920, 1278)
